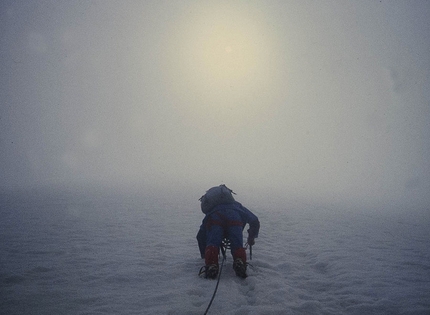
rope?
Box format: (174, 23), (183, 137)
(203, 243), (228, 315)
(202, 238), (254, 314)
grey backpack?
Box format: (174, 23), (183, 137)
(199, 185), (236, 214)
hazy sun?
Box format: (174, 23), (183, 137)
(163, 1), (282, 123)
(196, 21), (260, 84)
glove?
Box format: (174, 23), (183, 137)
(247, 237), (255, 246)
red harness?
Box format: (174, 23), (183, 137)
(206, 211), (243, 230)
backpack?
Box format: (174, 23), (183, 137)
(199, 185), (236, 214)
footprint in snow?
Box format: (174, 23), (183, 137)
(237, 276), (257, 305)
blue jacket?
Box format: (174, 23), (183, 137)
(196, 201), (260, 258)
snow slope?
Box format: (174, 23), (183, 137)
(1, 187), (429, 314)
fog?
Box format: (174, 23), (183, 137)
(1, 1), (429, 210)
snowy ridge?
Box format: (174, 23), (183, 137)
(1, 188), (429, 314)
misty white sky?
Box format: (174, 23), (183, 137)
(1, 1), (429, 209)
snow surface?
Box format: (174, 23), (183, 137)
(1, 187), (429, 315)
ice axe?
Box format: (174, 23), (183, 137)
(245, 242), (252, 260)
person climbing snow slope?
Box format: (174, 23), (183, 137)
(196, 185), (260, 279)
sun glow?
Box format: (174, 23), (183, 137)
(195, 19), (259, 82)
(163, 2), (281, 117)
